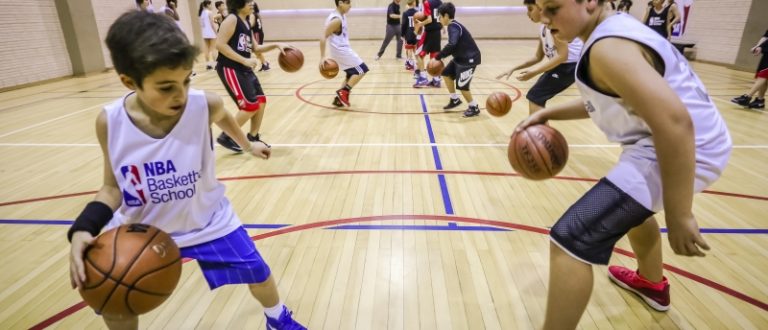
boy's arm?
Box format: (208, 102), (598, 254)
(69, 110), (123, 289)
(667, 4), (681, 39)
(496, 40), (545, 80)
(521, 37), (569, 79)
(515, 98), (589, 132)
(216, 16), (259, 68)
(252, 43), (288, 55)
(589, 37), (707, 257)
(435, 24), (458, 60)
(320, 18), (341, 59)
(205, 91), (269, 159)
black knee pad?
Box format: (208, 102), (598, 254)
(550, 178), (654, 264)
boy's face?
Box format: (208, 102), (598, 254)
(121, 67), (193, 117)
(536, 0), (595, 42)
(526, 4), (542, 23)
(439, 13), (450, 26)
(338, 0), (351, 13)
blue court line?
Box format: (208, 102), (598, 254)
(420, 94), (454, 215)
(0, 219), (766, 234)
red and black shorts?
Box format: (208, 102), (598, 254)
(216, 64), (266, 112)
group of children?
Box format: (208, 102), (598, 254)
(67, 0), (737, 329)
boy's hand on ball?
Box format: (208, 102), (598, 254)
(69, 231), (95, 289)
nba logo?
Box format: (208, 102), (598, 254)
(121, 165), (147, 207)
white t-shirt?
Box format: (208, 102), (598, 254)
(325, 10), (363, 70)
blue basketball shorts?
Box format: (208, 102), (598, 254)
(180, 226), (271, 289)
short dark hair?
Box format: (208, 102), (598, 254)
(437, 2), (455, 19)
(334, 0), (350, 7)
(106, 11), (198, 88)
(523, 0), (535, 4)
(227, 0), (248, 12)
(215, 1), (224, 9)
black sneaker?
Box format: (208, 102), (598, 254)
(247, 133), (271, 148)
(332, 96), (343, 107)
(206, 65), (213, 70)
(217, 133), (243, 153)
(443, 98), (463, 110)
(462, 105), (480, 118)
(748, 97), (765, 109)
(731, 94), (751, 106)
(258, 62), (270, 72)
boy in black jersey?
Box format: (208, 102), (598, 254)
(413, 0), (443, 88)
(434, 2), (482, 117)
(215, 0), (291, 152)
(401, 0), (418, 71)
(731, 30), (767, 110)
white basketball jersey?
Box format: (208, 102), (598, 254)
(325, 11), (363, 70)
(103, 89), (241, 247)
(540, 24), (582, 63)
(576, 13), (731, 211)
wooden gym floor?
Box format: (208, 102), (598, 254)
(0, 40), (766, 329)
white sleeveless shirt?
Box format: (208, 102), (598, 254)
(103, 89), (241, 247)
(325, 10), (363, 70)
(576, 13), (731, 211)
(200, 9), (216, 39)
(540, 24), (582, 63)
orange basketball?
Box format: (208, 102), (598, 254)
(319, 59), (339, 79)
(414, 12), (426, 21)
(79, 224), (181, 315)
(427, 59), (444, 76)
(507, 124), (569, 180)
(278, 47), (304, 72)
(486, 92), (512, 117)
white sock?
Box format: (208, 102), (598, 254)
(450, 93), (459, 100)
(469, 100), (478, 107)
(420, 72), (427, 78)
(264, 302), (286, 319)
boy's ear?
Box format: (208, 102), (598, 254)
(586, 0), (599, 13)
(119, 74), (139, 91)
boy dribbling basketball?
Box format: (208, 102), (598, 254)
(516, 1), (732, 328)
(67, 11), (305, 330)
(320, 0), (369, 107)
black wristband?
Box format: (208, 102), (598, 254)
(67, 201), (114, 242)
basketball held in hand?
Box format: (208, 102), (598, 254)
(278, 47), (304, 72)
(427, 59), (444, 76)
(486, 92), (512, 117)
(79, 224), (182, 315)
(319, 59), (339, 79)
(414, 12), (426, 21)
(507, 124), (569, 180)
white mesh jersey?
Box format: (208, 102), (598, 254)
(575, 13), (731, 211)
(103, 89), (241, 247)
(540, 24), (582, 63)
(325, 10), (363, 70)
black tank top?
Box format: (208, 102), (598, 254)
(645, 5), (670, 38)
(216, 14), (252, 71)
(424, 0), (442, 32)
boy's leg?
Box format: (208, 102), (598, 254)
(628, 217), (663, 282)
(248, 274), (280, 307)
(103, 313), (139, 330)
(543, 242), (594, 330)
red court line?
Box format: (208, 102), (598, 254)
(3, 169), (767, 208)
(28, 214), (767, 329)
(294, 75), (522, 114)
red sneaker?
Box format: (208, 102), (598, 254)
(336, 89), (350, 107)
(608, 265), (670, 311)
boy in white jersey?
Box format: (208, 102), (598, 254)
(67, 11), (305, 330)
(496, 0), (582, 115)
(517, 1), (731, 328)
(320, 0), (370, 107)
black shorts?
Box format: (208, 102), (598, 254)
(343, 63), (370, 80)
(216, 64), (266, 112)
(526, 62), (576, 107)
(421, 29), (441, 54)
(549, 178), (654, 265)
(442, 61), (477, 91)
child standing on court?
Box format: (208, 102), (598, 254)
(67, 11), (305, 330)
(496, 0), (582, 114)
(517, 1), (731, 328)
(433, 2), (482, 118)
(401, 0), (419, 71)
(320, 0), (370, 107)
(215, 0), (290, 152)
(412, 0), (442, 88)
(731, 29), (767, 110)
